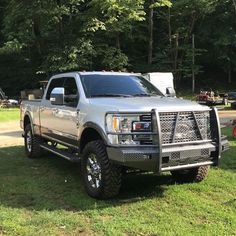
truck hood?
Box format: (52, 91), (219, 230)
(88, 96), (210, 112)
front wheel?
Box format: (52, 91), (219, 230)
(24, 124), (42, 158)
(171, 165), (209, 183)
(81, 140), (122, 199)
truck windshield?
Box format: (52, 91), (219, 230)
(80, 74), (163, 98)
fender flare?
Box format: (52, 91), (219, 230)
(23, 112), (35, 135)
(80, 122), (109, 146)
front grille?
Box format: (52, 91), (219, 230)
(159, 111), (211, 144)
(171, 152), (180, 160)
(201, 148), (209, 156)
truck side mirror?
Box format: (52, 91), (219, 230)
(50, 87), (65, 105)
(166, 87), (176, 97)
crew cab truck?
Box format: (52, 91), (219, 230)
(20, 72), (228, 199)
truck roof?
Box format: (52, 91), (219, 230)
(78, 71), (139, 76)
(51, 71), (141, 79)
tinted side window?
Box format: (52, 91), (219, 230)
(46, 78), (65, 100)
(63, 77), (79, 107)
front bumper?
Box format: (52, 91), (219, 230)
(107, 138), (228, 173)
(106, 108), (228, 173)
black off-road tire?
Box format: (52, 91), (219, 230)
(81, 140), (122, 199)
(24, 124), (42, 158)
(171, 165), (209, 183)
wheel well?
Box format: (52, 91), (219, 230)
(80, 128), (103, 153)
(24, 115), (31, 130)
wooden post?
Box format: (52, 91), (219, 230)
(148, 0), (154, 64)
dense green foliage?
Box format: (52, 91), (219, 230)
(0, 0), (236, 96)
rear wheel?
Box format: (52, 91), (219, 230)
(81, 140), (122, 199)
(171, 165), (209, 183)
(24, 124), (42, 158)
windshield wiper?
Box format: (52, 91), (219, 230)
(132, 93), (151, 97)
(90, 94), (132, 98)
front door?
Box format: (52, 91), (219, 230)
(40, 77), (79, 148)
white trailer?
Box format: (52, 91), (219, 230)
(144, 72), (175, 97)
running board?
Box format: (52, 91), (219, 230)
(40, 144), (80, 163)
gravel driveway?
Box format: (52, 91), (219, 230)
(0, 121), (23, 147)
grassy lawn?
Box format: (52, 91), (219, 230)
(0, 127), (235, 235)
(0, 108), (20, 122)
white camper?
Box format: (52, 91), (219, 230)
(144, 72), (175, 97)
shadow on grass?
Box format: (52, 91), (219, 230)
(220, 127), (236, 172)
(0, 146), (171, 212)
(0, 130), (22, 137)
(220, 140), (236, 172)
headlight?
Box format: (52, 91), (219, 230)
(106, 114), (152, 145)
(106, 114), (140, 133)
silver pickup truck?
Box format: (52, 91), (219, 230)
(20, 71), (228, 199)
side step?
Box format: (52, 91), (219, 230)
(40, 143), (81, 163)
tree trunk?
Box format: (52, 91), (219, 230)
(173, 32), (179, 79)
(32, 19), (42, 55)
(228, 68), (232, 84)
(116, 33), (120, 49)
(56, 0), (63, 44)
(233, 0), (236, 14)
(168, 8), (172, 48)
(148, 0), (154, 64)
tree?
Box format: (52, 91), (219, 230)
(147, 0), (172, 65)
(0, 0), (236, 96)
(200, 0), (236, 83)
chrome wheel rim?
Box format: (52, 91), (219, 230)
(26, 130), (32, 152)
(86, 153), (101, 189)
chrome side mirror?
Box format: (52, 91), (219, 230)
(50, 87), (65, 105)
(166, 87), (176, 97)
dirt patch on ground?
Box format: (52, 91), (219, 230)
(218, 110), (236, 125)
(0, 121), (23, 147)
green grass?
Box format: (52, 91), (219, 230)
(177, 91), (196, 101)
(0, 108), (20, 122)
(0, 127), (235, 235)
